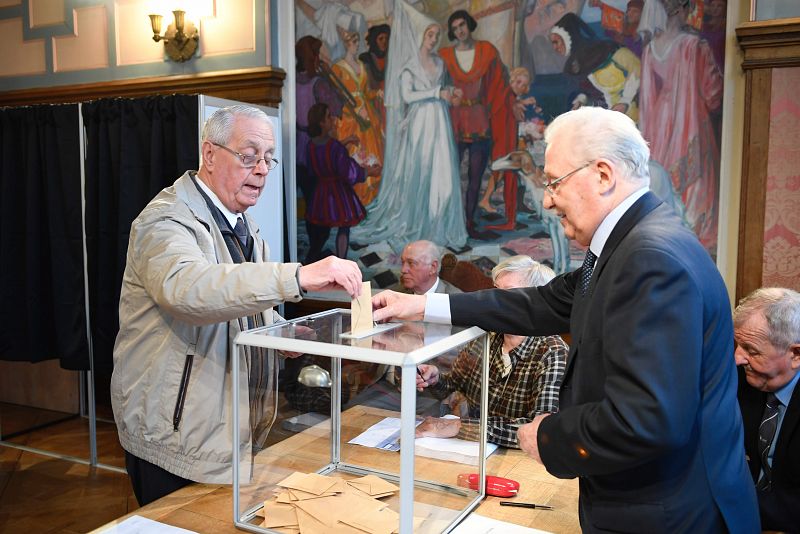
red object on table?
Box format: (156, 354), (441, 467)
(457, 473), (520, 497)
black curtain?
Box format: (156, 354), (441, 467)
(82, 95), (198, 372)
(0, 104), (89, 369)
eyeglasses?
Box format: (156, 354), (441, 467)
(212, 142), (279, 170)
(542, 161), (593, 195)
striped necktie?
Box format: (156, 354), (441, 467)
(757, 392), (780, 490)
(233, 217), (248, 248)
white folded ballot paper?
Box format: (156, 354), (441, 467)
(348, 416), (498, 463)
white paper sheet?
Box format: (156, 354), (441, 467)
(348, 416), (413, 451)
(451, 513), (554, 533)
(98, 515), (198, 534)
(348, 416), (497, 463)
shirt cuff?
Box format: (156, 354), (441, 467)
(294, 265), (306, 297)
(424, 293), (452, 324)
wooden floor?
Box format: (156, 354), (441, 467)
(0, 403), (138, 534)
(0, 389), (309, 534)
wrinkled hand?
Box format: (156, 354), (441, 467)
(611, 103), (629, 114)
(415, 363), (439, 391)
(415, 416), (460, 438)
(517, 414), (549, 464)
(298, 256), (362, 297)
(371, 291), (426, 323)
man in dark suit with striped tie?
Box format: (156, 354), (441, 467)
(734, 287), (800, 532)
(372, 107), (759, 533)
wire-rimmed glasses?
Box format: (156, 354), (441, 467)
(212, 142), (279, 170)
(543, 161), (594, 195)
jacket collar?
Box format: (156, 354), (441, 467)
(589, 191), (663, 293)
(174, 171), (215, 228)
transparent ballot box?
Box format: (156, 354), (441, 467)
(232, 309), (489, 534)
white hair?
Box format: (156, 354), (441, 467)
(734, 287), (800, 351)
(492, 255), (555, 288)
(201, 105), (271, 145)
(544, 106), (650, 185)
(406, 240), (441, 264)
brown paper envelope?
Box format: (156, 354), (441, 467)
(368, 491), (396, 499)
(275, 491), (293, 504)
(289, 488), (338, 501)
(340, 506), (399, 534)
(336, 489), (387, 512)
(263, 524), (300, 534)
(350, 474), (399, 495)
(343, 483), (376, 501)
(262, 501), (298, 528)
(293, 495), (340, 528)
(327, 477), (347, 493)
(295, 508), (331, 534)
(294, 508), (366, 534)
(278, 472), (337, 495)
(351, 281), (373, 334)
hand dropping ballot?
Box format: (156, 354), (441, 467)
(340, 282), (401, 339)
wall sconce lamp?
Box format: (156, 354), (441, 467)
(148, 10), (199, 62)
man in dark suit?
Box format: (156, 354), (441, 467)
(393, 240), (461, 295)
(373, 107), (759, 533)
(734, 287), (800, 532)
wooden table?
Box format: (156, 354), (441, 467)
(91, 406), (579, 533)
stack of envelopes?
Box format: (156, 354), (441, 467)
(255, 472), (426, 534)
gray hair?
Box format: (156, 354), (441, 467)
(407, 240), (441, 264)
(544, 106), (650, 185)
(201, 105), (271, 145)
(734, 287), (800, 351)
(492, 255), (555, 288)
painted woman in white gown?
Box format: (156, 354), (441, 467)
(351, 0), (467, 253)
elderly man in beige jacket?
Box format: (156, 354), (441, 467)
(111, 105), (362, 506)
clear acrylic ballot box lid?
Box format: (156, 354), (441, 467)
(232, 309), (489, 534)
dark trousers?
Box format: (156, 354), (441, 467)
(458, 140), (491, 227)
(125, 451), (192, 506)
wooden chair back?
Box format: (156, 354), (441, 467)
(439, 253), (493, 292)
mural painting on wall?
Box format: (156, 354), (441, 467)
(294, 0), (726, 287)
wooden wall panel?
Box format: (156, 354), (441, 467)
(0, 66), (286, 108)
(735, 18), (800, 302)
(0, 359), (79, 413)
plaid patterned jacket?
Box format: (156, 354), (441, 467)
(431, 332), (567, 448)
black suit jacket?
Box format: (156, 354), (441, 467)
(739, 368), (800, 532)
(450, 192), (759, 533)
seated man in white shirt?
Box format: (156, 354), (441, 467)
(396, 240), (461, 295)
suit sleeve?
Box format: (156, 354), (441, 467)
(538, 248), (704, 477)
(450, 271), (576, 336)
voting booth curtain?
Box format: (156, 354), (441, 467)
(0, 103), (88, 370)
(0, 95), (198, 371)
(83, 95), (198, 372)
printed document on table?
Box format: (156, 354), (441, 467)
(349, 416), (498, 463)
(348, 417), (415, 451)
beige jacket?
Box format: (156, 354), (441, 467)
(111, 172), (301, 483)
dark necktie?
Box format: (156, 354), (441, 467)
(233, 217), (248, 248)
(580, 249), (597, 296)
(757, 392), (780, 490)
